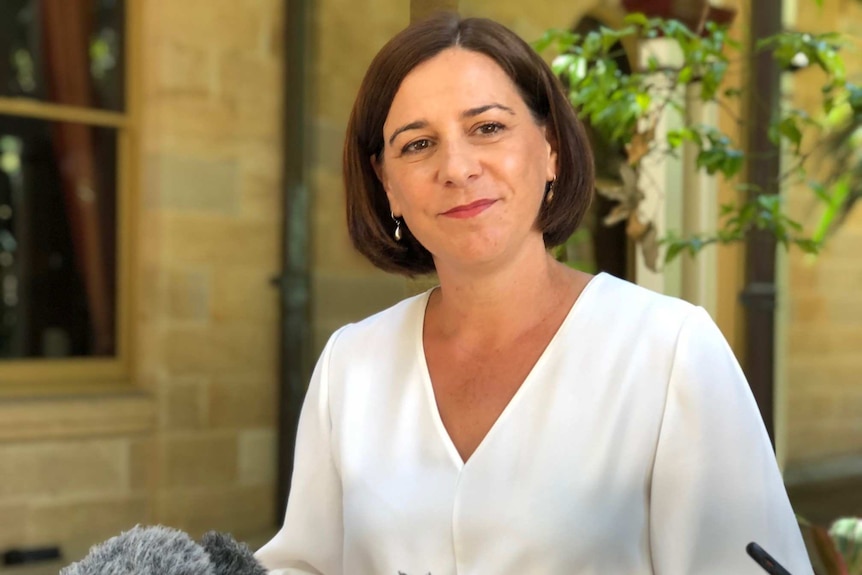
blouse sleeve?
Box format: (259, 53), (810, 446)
(649, 307), (813, 574)
(254, 328), (345, 575)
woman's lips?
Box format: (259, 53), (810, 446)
(441, 199), (497, 219)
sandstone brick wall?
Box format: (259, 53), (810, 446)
(137, 0), (284, 539)
(783, 0), (862, 471)
(0, 0), (285, 560)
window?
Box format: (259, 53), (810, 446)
(0, 0), (135, 387)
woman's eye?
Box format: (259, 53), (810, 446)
(403, 139), (432, 154)
(477, 122), (505, 135)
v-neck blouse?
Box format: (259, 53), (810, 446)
(256, 273), (812, 575)
(416, 270), (601, 470)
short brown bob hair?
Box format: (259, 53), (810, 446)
(344, 13), (594, 275)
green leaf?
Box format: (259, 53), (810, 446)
(812, 175), (851, 243)
(635, 92), (651, 112)
(531, 30), (556, 53)
(623, 12), (650, 27)
(722, 151), (744, 177)
(665, 241), (687, 263)
(678, 65), (693, 84)
(778, 116), (804, 150)
(795, 238), (821, 254)
(551, 54), (576, 76)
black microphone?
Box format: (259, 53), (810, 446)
(747, 541), (794, 575)
(60, 525), (267, 575)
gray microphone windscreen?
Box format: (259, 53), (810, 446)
(199, 531), (268, 575)
(59, 525), (216, 575)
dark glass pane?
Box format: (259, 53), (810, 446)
(0, 0), (125, 111)
(0, 115), (117, 358)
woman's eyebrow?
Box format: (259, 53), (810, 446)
(462, 103), (515, 118)
(388, 120), (427, 146)
(387, 104), (515, 147)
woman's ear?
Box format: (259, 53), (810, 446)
(544, 127), (559, 181)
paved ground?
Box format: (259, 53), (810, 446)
(788, 474), (862, 526)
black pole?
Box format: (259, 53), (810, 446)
(741, 0), (782, 447)
(275, 0), (312, 523)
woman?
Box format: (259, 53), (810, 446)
(256, 13), (813, 575)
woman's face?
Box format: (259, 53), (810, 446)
(374, 48), (557, 274)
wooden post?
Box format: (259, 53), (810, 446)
(410, 0), (459, 23)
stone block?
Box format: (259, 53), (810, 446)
(149, 0), (262, 53)
(825, 297), (862, 326)
(162, 379), (209, 431)
(156, 485), (275, 539)
(162, 213), (280, 269)
(239, 173), (282, 222)
(163, 433), (238, 488)
(208, 377), (277, 430)
(313, 0), (407, 120)
(212, 266), (280, 323)
(0, 503), (27, 548)
(129, 437), (158, 493)
(162, 323), (278, 377)
(464, 0), (593, 41)
(134, 325), (167, 389)
(310, 168), (379, 273)
(237, 140), (282, 180)
(311, 119), (345, 174)
(790, 294), (826, 324)
(152, 154), (240, 215)
(0, 440), (128, 500)
(787, 360), (861, 395)
(135, 262), (167, 322)
(219, 51), (282, 140)
(238, 429), (277, 486)
(311, 271), (407, 325)
(786, 417), (862, 464)
(152, 40), (213, 96)
(260, 0), (284, 57)
(0, 396), (156, 443)
(145, 96), (238, 150)
(788, 325), (862, 359)
(26, 496), (150, 548)
(787, 260), (819, 291)
(166, 266), (213, 321)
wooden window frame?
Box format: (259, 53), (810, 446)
(0, 0), (140, 395)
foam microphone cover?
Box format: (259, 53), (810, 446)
(60, 525), (216, 575)
(199, 531), (268, 575)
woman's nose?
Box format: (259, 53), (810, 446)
(436, 137), (480, 187)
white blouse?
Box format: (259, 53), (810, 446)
(256, 272), (813, 575)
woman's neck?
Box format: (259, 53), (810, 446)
(427, 245), (588, 344)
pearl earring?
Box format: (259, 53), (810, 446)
(391, 212), (403, 241)
(545, 176), (557, 204)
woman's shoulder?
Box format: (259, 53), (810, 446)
(589, 272), (697, 328)
(326, 288), (431, 354)
(574, 272), (723, 366)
